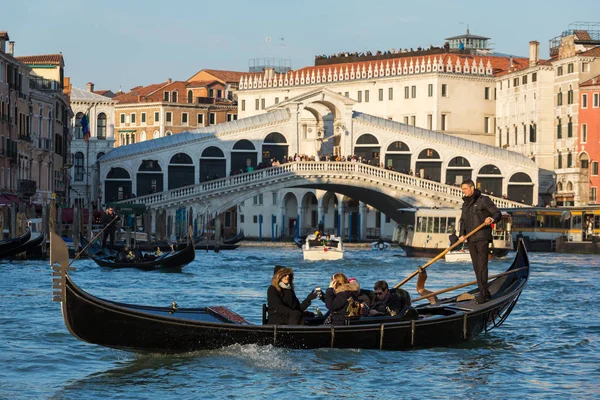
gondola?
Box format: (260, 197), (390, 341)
(222, 230), (244, 245)
(80, 234), (195, 271)
(108, 241), (188, 253)
(50, 233), (530, 353)
(0, 231), (44, 259)
(0, 229), (31, 254)
(293, 236), (306, 248)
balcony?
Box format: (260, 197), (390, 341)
(29, 76), (62, 92)
(34, 137), (52, 151)
(18, 134), (32, 143)
(196, 97), (216, 105)
(18, 179), (37, 196)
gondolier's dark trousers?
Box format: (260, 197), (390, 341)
(102, 229), (116, 248)
(467, 240), (490, 297)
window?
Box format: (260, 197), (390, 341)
(182, 113), (188, 125)
(441, 114), (447, 131)
(582, 124), (587, 143)
(484, 117), (490, 133)
(130, 113), (136, 124)
(208, 89), (214, 97)
(410, 116), (416, 126)
(240, 215), (245, 223)
(255, 99), (259, 110)
(558, 152), (562, 168)
(253, 215), (258, 223)
(557, 118), (562, 139)
(567, 152), (572, 167)
(344, 92), (349, 98)
(241, 100), (246, 111)
(217, 90), (222, 98)
(532, 73), (537, 82)
(428, 84), (433, 97)
(188, 90), (193, 103)
(403, 116), (409, 124)
(529, 124), (537, 143)
(484, 87), (490, 100)
(568, 117), (573, 138)
(97, 113), (107, 139)
(557, 66), (563, 76)
(513, 78), (519, 87)
(120, 113), (125, 124)
(582, 93), (588, 108)
(141, 112), (146, 123)
(172, 91), (178, 102)
(404, 86), (409, 99)
(567, 88), (574, 105)
(163, 91), (169, 101)
(567, 63), (574, 73)
(593, 161), (599, 176)
(197, 114), (204, 125)
(227, 113), (237, 122)
(209, 113), (216, 125)
(411, 86), (416, 98)
(275, 97), (279, 104)
(365, 90), (369, 102)
(74, 152), (84, 181)
(154, 111), (160, 123)
(591, 187), (597, 203)
(357, 91), (362, 102)
(166, 112), (172, 124)
(427, 114), (432, 130)
(522, 75), (528, 85)
(441, 84), (447, 97)
(261, 98), (265, 109)
(388, 87), (393, 100)
(379, 88), (383, 101)
(595, 93), (600, 108)
(557, 89), (563, 106)
(272, 192), (277, 205)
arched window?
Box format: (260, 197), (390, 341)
(74, 112), (84, 139)
(478, 164), (501, 174)
(567, 152), (572, 167)
(448, 156), (470, 167)
(418, 148), (440, 159)
(356, 133), (379, 145)
(386, 141), (410, 151)
(97, 113), (107, 139)
(509, 173), (532, 183)
(264, 132), (287, 143)
(233, 139), (256, 150)
(557, 182), (563, 192)
(567, 182), (573, 192)
(74, 152), (84, 181)
(172, 90), (178, 103)
(153, 130), (160, 139)
(187, 90), (193, 103)
(166, 131), (172, 136)
(202, 146), (225, 158)
(96, 152), (105, 161)
(140, 131), (146, 142)
(170, 153), (193, 164)
(107, 167), (130, 179)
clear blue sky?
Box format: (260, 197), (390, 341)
(3, 0), (599, 92)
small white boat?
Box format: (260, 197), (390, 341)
(444, 248), (471, 262)
(371, 240), (391, 251)
(303, 234), (344, 261)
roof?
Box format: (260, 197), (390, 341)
(70, 87), (115, 102)
(112, 81), (169, 103)
(15, 54), (64, 65)
(580, 46), (600, 57)
(0, 31), (9, 40)
(445, 31), (490, 41)
(574, 30), (592, 41)
(580, 74), (600, 87)
(93, 90), (113, 96)
(187, 80), (221, 87)
(101, 109), (290, 162)
(201, 69), (248, 83)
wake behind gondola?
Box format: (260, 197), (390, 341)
(51, 232), (530, 353)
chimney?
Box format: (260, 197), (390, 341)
(529, 41), (540, 68)
(168, 78), (172, 84)
(0, 31), (8, 53)
(264, 67), (275, 80)
(8, 41), (14, 56)
(87, 82), (95, 92)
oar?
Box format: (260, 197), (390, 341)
(394, 220), (489, 289)
(69, 216), (119, 267)
(412, 267), (528, 303)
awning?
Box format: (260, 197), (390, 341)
(107, 203), (146, 215)
(0, 193), (19, 206)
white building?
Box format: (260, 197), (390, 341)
(69, 83), (116, 208)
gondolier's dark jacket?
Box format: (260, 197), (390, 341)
(459, 189), (501, 242)
(267, 285), (311, 325)
(101, 212), (119, 232)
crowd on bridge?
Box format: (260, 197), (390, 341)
(315, 43), (449, 61)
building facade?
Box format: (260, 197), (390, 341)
(69, 83), (116, 208)
(579, 75), (600, 204)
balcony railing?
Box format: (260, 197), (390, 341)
(18, 134), (32, 142)
(18, 179), (37, 196)
(35, 137), (53, 150)
(29, 76), (62, 92)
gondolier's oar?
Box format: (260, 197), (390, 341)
(69, 216), (119, 267)
(412, 267), (528, 303)
(394, 220), (489, 289)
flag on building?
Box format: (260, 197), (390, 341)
(81, 114), (90, 142)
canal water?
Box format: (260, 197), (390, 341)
(0, 246), (598, 399)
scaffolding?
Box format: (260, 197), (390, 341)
(248, 58), (291, 74)
(549, 21), (600, 58)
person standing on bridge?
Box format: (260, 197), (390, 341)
(457, 179), (501, 304)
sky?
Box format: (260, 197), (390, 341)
(3, 0), (600, 92)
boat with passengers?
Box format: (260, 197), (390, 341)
(398, 208), (513, 258)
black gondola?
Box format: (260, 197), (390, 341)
(0, 229), (31, 255)
(80, 234), (195, 271)
(51, 233), (530, 353)
(107, 241), (188, 253)
(222, 230), (244, 245)
(293, 236), (305, 248)
(0, 231), (44, 259)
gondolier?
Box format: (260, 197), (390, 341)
(458, 179), (501, 304)
(101, 207), (119, 249)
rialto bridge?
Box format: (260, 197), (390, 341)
(101, 88), (536, 239)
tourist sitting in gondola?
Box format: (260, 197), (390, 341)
(368, 280), (409, 316)
(323, 272), (361, 325)
(267, 266), (318, 325)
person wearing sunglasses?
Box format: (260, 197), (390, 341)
(368, 280), (407, 316)
(267, 266), (318, 325)
(323, 272), (361, 325)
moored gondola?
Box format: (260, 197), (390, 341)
(222, 230), (244, 245)
(0, 229), (31, 255)
(80, 234), (195, 271)
(1, 230), (44, 259)
(51, 233), (530, 353)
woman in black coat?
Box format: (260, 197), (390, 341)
(323, 272), (360, 325)
(267, 267), (317, 325)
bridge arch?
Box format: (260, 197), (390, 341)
(477, 164), (503, 197)
(231, 139), (257, 173)
(105, 167), (132, 202)
(508, 172), (534, 205)
(355, 133), (380, 164)
(384, 140), (411, 173)
(301, 191), (319, 233)
(446, 156), (472, 186)
(416, 148), (441, 181)
(262, 132), (288, 166)
(200, 146), (226, 182)
(137, 159), (163, 196)
(168, 152), (195, 189)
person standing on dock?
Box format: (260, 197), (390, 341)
(458, 180), (501, 304)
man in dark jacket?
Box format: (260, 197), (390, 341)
(458, 180), (501, 304)
(101, 207), (120, 249)
(368, 280), (408, 316)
